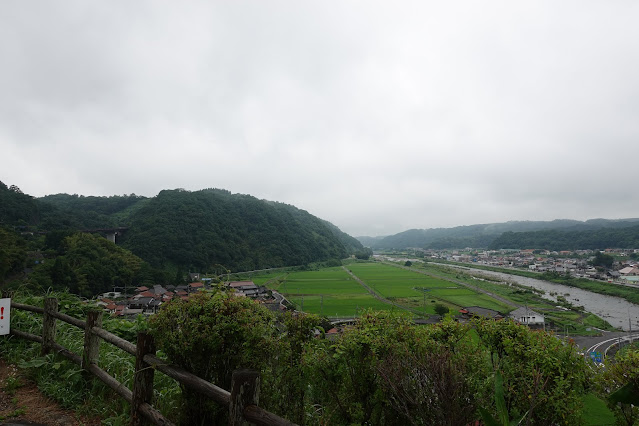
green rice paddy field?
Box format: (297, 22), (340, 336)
(347, 263), (510, 313)
(247, 263), (511, 317)
(248, 267), (393, 317)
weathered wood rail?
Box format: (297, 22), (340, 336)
(8, 298), (296, 426)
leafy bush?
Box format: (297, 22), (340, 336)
(475, 318), (588, 425)
(2, 290), (593, 426)
(595, 348), (639, 425)
(148, 291), (277, 424)
(304, 312), (488, 425)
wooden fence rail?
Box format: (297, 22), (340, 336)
(7, 298), (295, 426)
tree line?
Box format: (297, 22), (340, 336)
(362, 218), (639, 250)
(489, 226), (639, 250)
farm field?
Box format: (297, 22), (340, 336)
(247, 263), (513, 316)
(246, 261), (615, 333)
(405, 261), (616, 333)
(347, 262), (510, 313)
(286, 294), (392, 318)
(249, 267), (392, 317)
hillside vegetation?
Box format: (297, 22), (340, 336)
(361, 219), (639, 250)
(120, 188), (355, 271)
(0, 182), (362, 294)
(5, 290), (607, 425)
(489, 226), (639, 250)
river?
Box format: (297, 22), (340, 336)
(450, 265), (639, 331)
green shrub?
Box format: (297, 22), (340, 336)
(475, 318), (588, 425)
(595, 348), (639, 425)
(148, 291), (277, 424)
(304, 312), (488, 425)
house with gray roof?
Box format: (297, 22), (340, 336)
(509, 307), (544, 325)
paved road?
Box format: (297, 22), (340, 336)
(568, 331), (639, 360)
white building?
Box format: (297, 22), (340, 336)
(509, 307), (545, 325)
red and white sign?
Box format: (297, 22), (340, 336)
(0, 298), (10, 335)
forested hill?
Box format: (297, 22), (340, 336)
(0, 182), (362, 273)
(360, 219), (639, 249)
(120, 188), (357, 271)
(0, 181), (146, 230)
(489, 225), (639, 251)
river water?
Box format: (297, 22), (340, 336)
(452, 266), (639, 331)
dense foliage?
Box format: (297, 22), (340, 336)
(591, 251), (615, 268)
(1, 182), (362, 294)
(362, 219), (639, 250)
(121, 188), (353, 272)
(0, 181), (121, 230)
(476, 319), (588, 424)
(27, 233), (148, 297)
(490, 226), (639, 250)
(596, 348), (639, 425)
(149, 291), (277, 423)
(304, 313), (490, 425)
(39, 193), (147, 229)
(0, 227), (28, 281)
(0, 181), (41, 226)
(146, 290), (590, 425)
(5, 288), (630, 425)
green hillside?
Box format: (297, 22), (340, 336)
(362, 219), (639, 250)
(489, 226), (639, 250)
(120, 188), (357, 271)
(0, 182), (362, 276)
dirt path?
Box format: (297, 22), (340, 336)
(0, 360), (100, 426)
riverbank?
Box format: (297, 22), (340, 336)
(431, 260), (639, 305)
(425, 262), (638, 332)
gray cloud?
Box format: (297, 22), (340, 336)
(1, 1), (638, 236)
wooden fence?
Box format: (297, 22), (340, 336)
(7, 298), (296, 426)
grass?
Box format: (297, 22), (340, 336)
(287, 294), (393, 317)
(580, 393), (615, 425)
(3, 292), (182, 425)
(348, 262), (511, 313)
(272, 267), (390, 317)
(403, 261), (616, 334)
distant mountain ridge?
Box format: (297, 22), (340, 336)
(0, 181), (363, 272)
(358, 218), (639, 250)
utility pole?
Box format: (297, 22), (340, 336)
(423, 291), (426, 317)
(629, 307), (633, 345)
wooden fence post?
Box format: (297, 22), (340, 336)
(82, 310), (103, 370)
(42, 297), (58, 355)
(229, 369), (260, 426)
(131, 331), (156, 426)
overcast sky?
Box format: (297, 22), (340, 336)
(1, 1), (638, 237)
